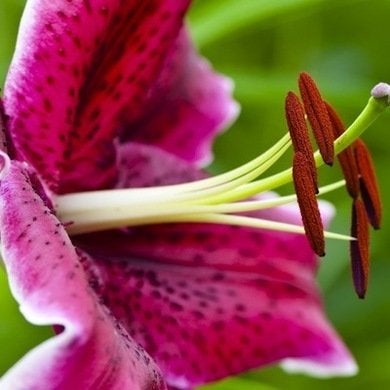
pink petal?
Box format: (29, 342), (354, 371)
(121, 30), (239, 167)
(73, 144), (356, 387)
(258, 192), (335, 229)
(4, 0), (237, 193)
(0, 158), (166, 390)
(76, 226), (356, 388)
(111, 142), (332, 278)
(4, 0), (189, 191)
(115, 142), (207, 188)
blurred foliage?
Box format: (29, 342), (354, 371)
(0, 0), (389, 388)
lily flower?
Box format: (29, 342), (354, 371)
(0, 1), (388, 389)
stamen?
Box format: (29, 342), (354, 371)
(285, 91), (318, 192)
(63, 180), (348, 236)
(354, 139), (382, 229)
(350, 198), (370, 299)
(325, 101), (360, 198)
(55, 76), (389, 283)
(57, 134), (291, 212)
(292, 151), (325, 256)
(65, 209), (354, 240)
(299, 72), (335, 165)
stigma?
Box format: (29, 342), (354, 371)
(55, 73), (389, 299)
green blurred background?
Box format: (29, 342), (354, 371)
(0, 0), (389, 388)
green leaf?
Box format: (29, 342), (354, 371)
(0, 267), (52, 375)
(200, 376), (279, 390)
(189, 0), (323, 48)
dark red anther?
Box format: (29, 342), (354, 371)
(292, 151), (325, 256)
(350, 198), (370, 299)
(355, 139), (382, 229)
(325, 101), (360, 198)
(298, 72), (335, 165)
(285, 91), (318, 192)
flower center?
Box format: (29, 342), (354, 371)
(55, 73), (389, 298)
(56, 130), (348, 237)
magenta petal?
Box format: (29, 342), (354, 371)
(123, 30), (239, 167)
(73, 144), (356, 387)
(115, 142), (207, 188)
(0, 160), (166, 390)
(4, 0), (237, 193)
(4, 0), (191, 191)
(77, 224), (356, 388)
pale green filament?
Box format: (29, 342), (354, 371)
(64, 180), (345, 235)
(204, 96), (388, 205)
(57, 94), (389, 238)
(57, 133), (291, 212)
(67, 213), (352, 240)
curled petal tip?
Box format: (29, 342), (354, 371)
(0, 151), (11, 180)
(371, 82), (390, 102)
(281, 354), (358, 378)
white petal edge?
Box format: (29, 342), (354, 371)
(280, 355), (358, 378)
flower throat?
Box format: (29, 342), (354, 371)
(55, 73), (389, 298)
